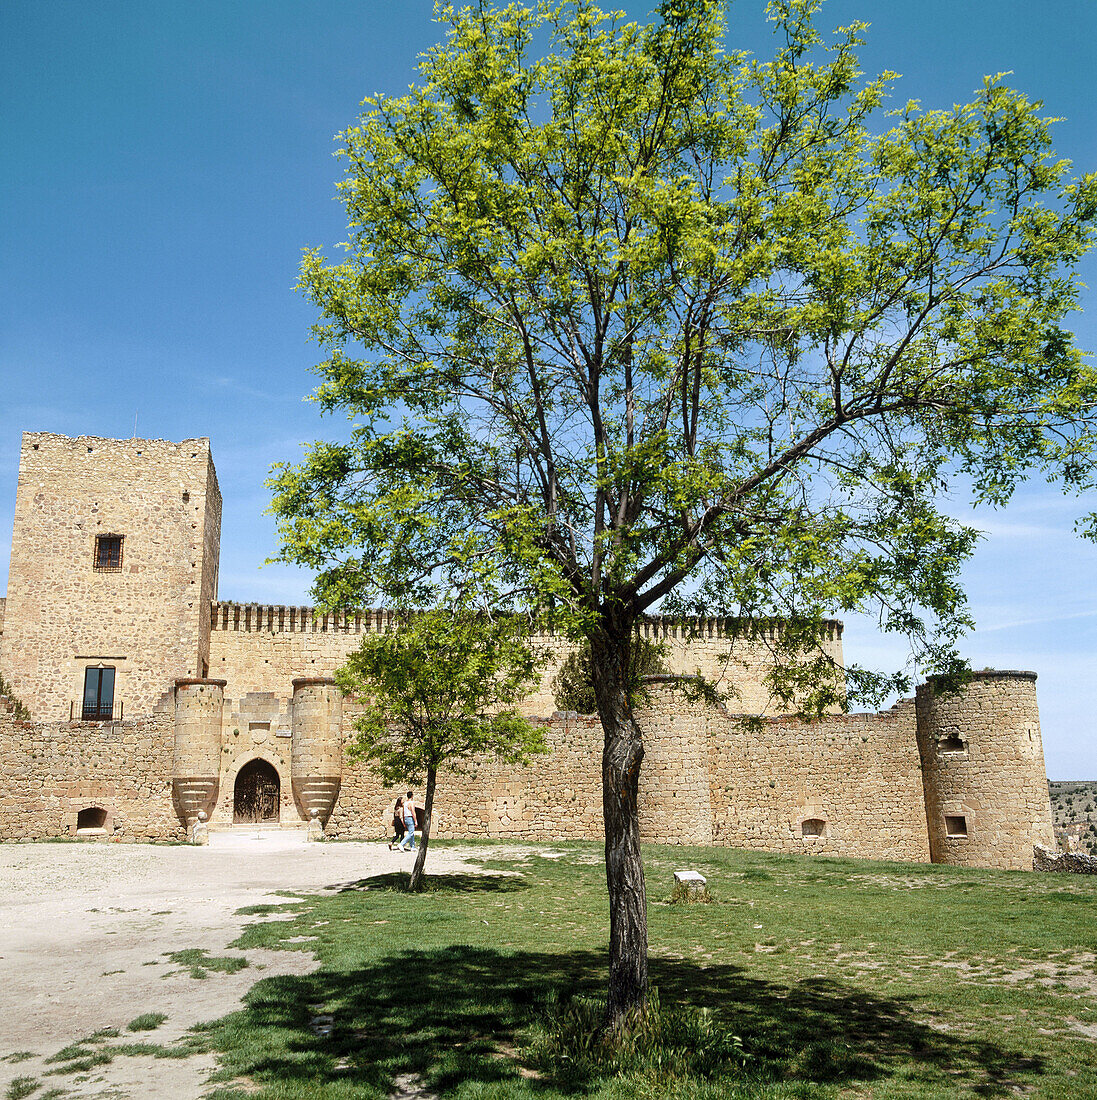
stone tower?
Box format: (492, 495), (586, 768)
(915, 671), (1057, 870)
(0, 433), (221, 720)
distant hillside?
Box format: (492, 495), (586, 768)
(1049, 780), (1097, 855)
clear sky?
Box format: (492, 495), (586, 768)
(2, 2), (1094, 777)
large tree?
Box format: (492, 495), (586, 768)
(271, 0), (1097, 1025)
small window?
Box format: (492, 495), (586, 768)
(945, 814), (968, 838)
(94, 534), (123, 572)
(801, 818), (827, 837)
(82, 666), (115, 721)
(76, 807), (107, 834)
(939, 736), (966, 754)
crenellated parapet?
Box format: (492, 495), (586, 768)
(208, 603), (846, 717)
(209, 601), (842, 643)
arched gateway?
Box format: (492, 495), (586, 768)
(233, 759), (280, 824)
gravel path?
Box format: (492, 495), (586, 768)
(0, 831), (501, 1099)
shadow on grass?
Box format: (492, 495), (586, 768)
(200, 946), (1043, 1098)
(332, 872), (530, 894)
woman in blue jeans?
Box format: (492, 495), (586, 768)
(396, 790), (417, 851)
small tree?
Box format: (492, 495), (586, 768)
(336, 608), (547, 891)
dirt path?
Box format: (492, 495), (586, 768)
(0, 832), (496, 1099)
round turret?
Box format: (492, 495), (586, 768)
(915, 671), (1056, 870)
(290, 678), (343, 825)
(172, 678), (226, 826)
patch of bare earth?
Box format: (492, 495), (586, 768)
(0, 834), (510, 1099)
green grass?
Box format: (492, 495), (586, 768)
(164, 948), (249, 979)
(175, 840), (1097, 1099)
(126, 1012), (167, 1032)
(4, 1078), (38, 1100)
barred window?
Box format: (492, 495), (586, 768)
(94, 534), (123, 572)
(82, 665), (115, 721)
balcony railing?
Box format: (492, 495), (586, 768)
(70, 700), (123, 722)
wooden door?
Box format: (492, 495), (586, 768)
(233, 760), (280, 823)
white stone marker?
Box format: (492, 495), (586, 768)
(674, 869), (707, 897)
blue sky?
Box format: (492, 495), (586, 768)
(2, 2), (1095, 777)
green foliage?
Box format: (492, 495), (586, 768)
(337, 609), (546, 786)
(4, 1078), (38, 1100)
(270, 0), (1097, 710)
(525, 988), (748, 1086)
(0, 672), (31, 721)
(553, 631), (666, 713)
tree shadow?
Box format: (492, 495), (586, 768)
(331, 872), (529, 894)
(202, 946), (1045, 1098)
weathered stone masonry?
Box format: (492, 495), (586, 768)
(0, 432), (1058, 867)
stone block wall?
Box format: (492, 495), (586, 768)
(207, 603), (845, 720)
(1034, 845), (1097, 874)
(320, 690), (933, 864)
(644, 687), (932, 860)
(0, 705), (181, 841)
(0, 433), (221, 720)
(326, 711), (606, 841)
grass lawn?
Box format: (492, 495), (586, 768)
(191, 842), (1096, 1099)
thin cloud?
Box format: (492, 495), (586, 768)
(975, 608), (1097, 633)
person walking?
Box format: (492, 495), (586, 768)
(388, 796), (405, 850)
(396, 790), (417, 851)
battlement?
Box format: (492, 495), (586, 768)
(17, 431), (217, 474)
(209, 600), (844, 642)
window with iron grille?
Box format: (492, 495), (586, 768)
(94, 534), (123, 572)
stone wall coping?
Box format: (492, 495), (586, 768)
(925, 669), (1038, 684)
(291, 677), (338, 690)
(22, 430), (210, 449)
(173, 677), (228, 689)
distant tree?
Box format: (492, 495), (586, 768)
(0, 673), (30, 721)
(335, 609), (546, 892)
(272, 0), (1097, 1023)
(553, 631), (666, 714)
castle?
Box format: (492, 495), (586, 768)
(0, 432), (1057, 869)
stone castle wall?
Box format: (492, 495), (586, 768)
(0, 703), (182, 842)
(0, 432), (1058, 868)
(207, 601), (845, 720)
(0, 672), (1056, 869)
(0, 433), (221, 721)
(307, 687), (928, 861)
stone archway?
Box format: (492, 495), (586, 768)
(233, 759), (280, 824)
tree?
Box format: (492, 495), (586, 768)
(271, 0), (1097, 1025)
(335, 608), (546, 892)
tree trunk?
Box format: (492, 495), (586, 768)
(590, 617), (649, 1028)
(407, 765), (436, 892)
